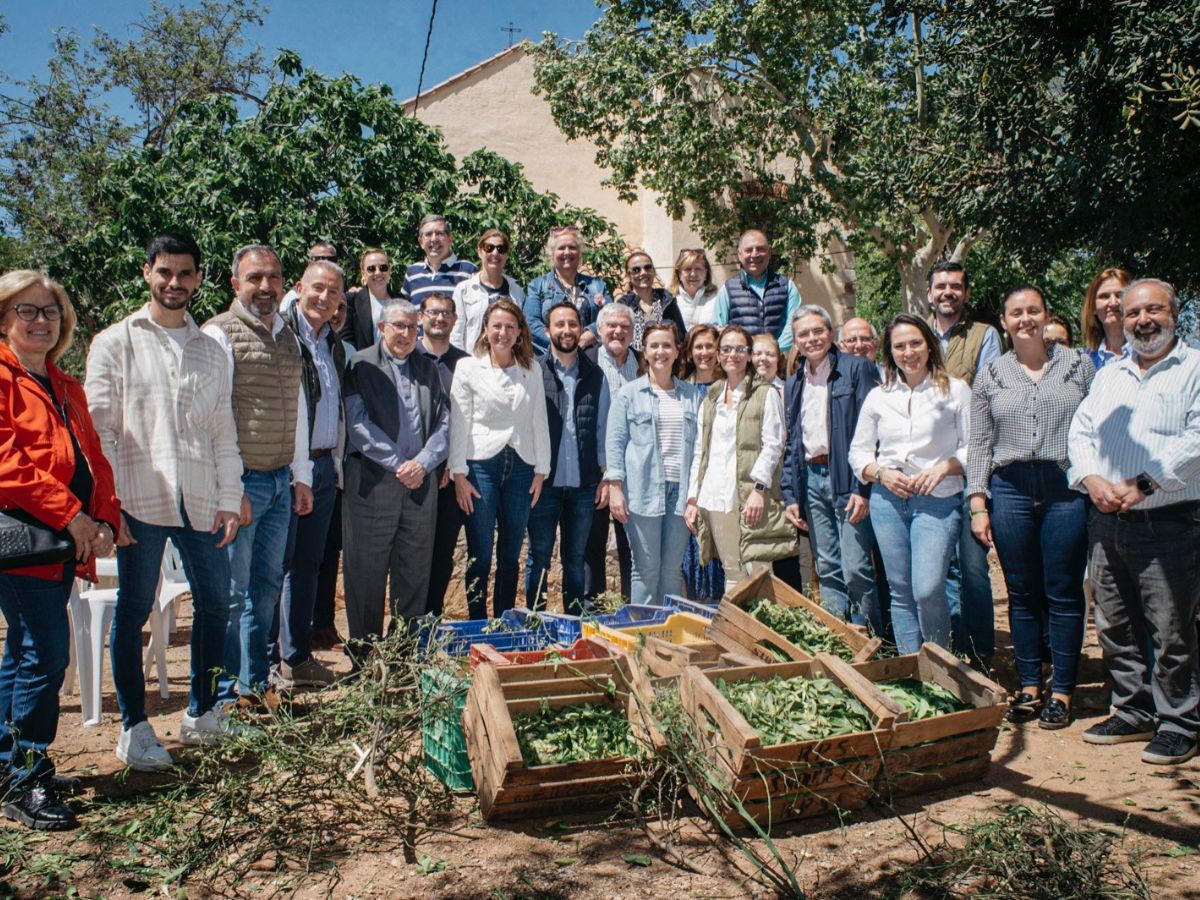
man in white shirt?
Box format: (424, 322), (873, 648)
(203, 245), (313, 710)
(280, 240), (338, 312)
(1069, 278), (1200, 765)
(86, 234), (244, 771)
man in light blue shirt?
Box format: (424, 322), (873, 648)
(712, 229), (802, 352)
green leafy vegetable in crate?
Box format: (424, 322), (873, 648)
(716, 675), (873, 745)
(877, 679), (970, 719)
(513, 701), (639, 766)
(482, 617), (517, 634)
(746, 598), (856, 661)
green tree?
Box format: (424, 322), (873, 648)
(56, 55), (622, 334)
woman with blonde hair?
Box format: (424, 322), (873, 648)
(617, 250), (685, 352)
(523, 225), (612, 353)
(0, 271), (120, 829)
(671, 248), (720, 330)
(449, 299), (551, 618)
(450, 228), (526, 351)
(1079, 266), (1132, 370)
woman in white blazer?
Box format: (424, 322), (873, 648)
(449, 298), (550, 619)
(449, 229), (526, 351)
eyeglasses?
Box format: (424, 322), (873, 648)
(719, 345), (749, 355)
(9, 303), (63, 322)
(482, 243), (509, 254)
(422, 309), (454, 319)
(364, 264), (391, 274)
(629, 264), (654, 275)
(382, 321), (417, 332)
(841, 336), (874, 345)
(421, 229), (449, 239)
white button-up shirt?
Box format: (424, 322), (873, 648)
(1068, 339), (1200, 508)
(848, 374), (972, 498)
(688, 379), (785, 512)
(800, 354), (831, 459)
(85, 305), (244, 527)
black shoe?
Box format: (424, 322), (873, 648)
(1006, 691), (1042, 722)
(1141, 731), (1198, 765)
(1038, 697), (1071, 730)
(1081, 715), (1156, 745)
(2, 784), (78, 831)
(1, 772), (82, 800)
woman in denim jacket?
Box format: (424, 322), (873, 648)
(523, 226), (613, 354)
(604, 323), (701, 605)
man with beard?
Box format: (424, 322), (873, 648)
(415, 292), (469, 616)
(525, 302), (606, 614)
(274, 261), (347, 688)
(1070, 278), (1200, 765)
(86, 234), (245, 770)
(204, 244), (313, 710)
(926, 261), (1002, 672)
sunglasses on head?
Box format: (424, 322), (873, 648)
(550, 225), (580, 235)
(365, 264), (390, 274)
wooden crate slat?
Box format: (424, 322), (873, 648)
(887, 755), (992, 797)
(494, 656), (620, 684)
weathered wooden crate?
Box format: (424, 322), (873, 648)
(462, 654), (661, 821)
(632, 636), (763, 679)
(707, 570), (882, 664)
(851, 642), (1008, 797)
(679, 653), (899, 830)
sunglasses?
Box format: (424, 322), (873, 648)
(629, 264), (654, 275)
(482, 243), (509, 254)
(309, 254), (337, 262)
(364, 264), (391, 274)
(9, 303), (63, 322)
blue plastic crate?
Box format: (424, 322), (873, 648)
(533, 603), (679, 644)
(420, 609), (554, 657)
(665, 595), (719, 619)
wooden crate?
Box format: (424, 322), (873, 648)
(851, 642), (1008, 797)
(680, 653), (899, 830)
(636, 637), (722, 678)
(462, 654), (661, 821)
(706, 570), (883, 664)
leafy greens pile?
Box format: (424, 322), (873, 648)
(717, 675), (873, 745)
(877, 679), (970, 719)
(513, 701), (639, 766)
(746, 598), (856, 661)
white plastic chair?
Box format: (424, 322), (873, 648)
(144, 546), (192, 679)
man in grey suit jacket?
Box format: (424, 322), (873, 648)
(342, 300), (449, 663)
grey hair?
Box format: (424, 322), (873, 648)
(544, 228), (589, 263)
(230, 244), (279, 278)
(597, 302), (633, 328)
(380, 299), (420, 323)
(791, 304), (833, 332)
(302, 260), (345, 284)
(836, 319), (878, 341)
(1121, 278), (1179, 315)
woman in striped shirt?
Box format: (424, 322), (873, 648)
(967, 286), (1095, 729)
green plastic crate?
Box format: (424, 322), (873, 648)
(420, 668), (474, 792)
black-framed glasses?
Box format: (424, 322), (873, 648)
(10, 303), (63, 322)
(365, 264), (391, 274)
(482, 243), (509, 254)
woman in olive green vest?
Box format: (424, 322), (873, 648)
(685, 325), (796, 590)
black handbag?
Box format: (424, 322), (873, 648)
(0, 507), (75, 571)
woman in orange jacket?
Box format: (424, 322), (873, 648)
(0, 270), (120, 831)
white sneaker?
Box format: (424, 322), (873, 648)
(180, 709), (224, 746)
(115, 721), (174, 772)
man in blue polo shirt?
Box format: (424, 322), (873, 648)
(401, 215), (476, 308)
(712, 229), (802, 352)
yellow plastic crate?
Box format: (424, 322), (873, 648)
(582, 612), (711, 652)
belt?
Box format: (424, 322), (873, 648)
(807, 454), (829, 466)
(1112, 501), (1200, 524)
(310, 448), (333, 460)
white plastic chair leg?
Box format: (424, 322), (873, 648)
(62, 585), (80, 697)
(81, 594), (117, 727)
(143, 603), (170, 699)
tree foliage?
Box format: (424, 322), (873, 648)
(532, 0), (1200, 314)
(57, 54), (623, 331)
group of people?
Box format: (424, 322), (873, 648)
(0, 217), (1196, 833)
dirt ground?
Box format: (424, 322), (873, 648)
(3, 547), (1198, 898)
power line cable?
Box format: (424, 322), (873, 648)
(412, 0), (439, 115)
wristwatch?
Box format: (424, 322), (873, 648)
(753, 481), (767, 494)
(1136, 473), (1156, 496)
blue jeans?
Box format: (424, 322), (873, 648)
(625, 482), (690, 605)
(217, 466), (292, 701)
(462, 447), (535, 619)
(946, 494), (995, 660)
(870, 488), (960, 654)
(988, 462), (1087, 694)
(525, 484), (595, 615)
(277, 455), (337, 666)
(113, 507), (231, 727)
(0, 566), (73, 786)
(803, 463), (881, 635)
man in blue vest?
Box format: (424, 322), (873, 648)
(712, 229), (802, 352)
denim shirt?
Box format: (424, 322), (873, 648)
(605, 375), (702, 517)
(523, 271), (613, 352)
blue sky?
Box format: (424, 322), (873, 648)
(1, 0), (602, 102)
